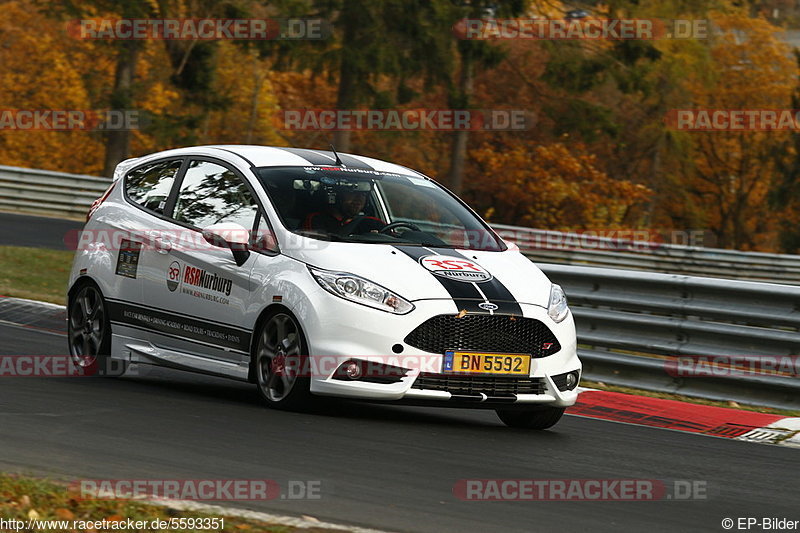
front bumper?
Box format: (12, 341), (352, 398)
(300, 295), (581, 408)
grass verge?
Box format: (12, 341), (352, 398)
(0, 473), (328, 532)
(0, 246), (73, 305)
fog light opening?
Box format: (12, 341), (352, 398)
(566, 371), (579, 390)
(345, 361), (362, 380)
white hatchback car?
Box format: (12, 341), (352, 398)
(67, 145), (581, 428)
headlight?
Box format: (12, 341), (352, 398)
(309, 267), (414, 315)
(547, 284), (569, 323)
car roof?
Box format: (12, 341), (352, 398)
(115, 145), (427, 180)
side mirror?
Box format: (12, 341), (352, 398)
(202, 222), (250, 266)
(251, 228), (279, 253)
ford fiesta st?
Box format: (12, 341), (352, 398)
(67, 145), (581, 429)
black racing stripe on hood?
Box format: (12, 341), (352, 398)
(393, 245), (485, 313)
(425, 247), (524, 316)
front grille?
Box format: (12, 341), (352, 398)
(412, 373), (547, 396)
(404, 314), (560, 357)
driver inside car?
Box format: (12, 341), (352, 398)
(303, 189), (385, 234)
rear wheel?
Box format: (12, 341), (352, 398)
(496, 407), (565, 429)
(254, 311), (313, 410)
(67, 283), (124, 376)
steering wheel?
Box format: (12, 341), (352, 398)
(379, 221), (421, 234)
(339, 215), (368, 236)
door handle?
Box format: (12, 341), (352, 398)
(153, 237), (172, 254)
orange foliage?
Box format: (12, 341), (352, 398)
(1, 0), (795, 253)
(467, 141), (651, 229)
(677, 12), (798, 250)
(0, 1), (105, 173)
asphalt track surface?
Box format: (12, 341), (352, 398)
(0, 212), (83, 250)
(1, 212), (797, 531)
(0, 322), (797, 532)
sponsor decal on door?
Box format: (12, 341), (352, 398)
(165, 261), (233, 305)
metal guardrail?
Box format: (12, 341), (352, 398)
(495, 224), (800, 285)
(577, 350), (800, 411)
(3, 163), (800, 285)
(2, 165), (799, 407)
(541, 263), (800, 409)
(0, 165), (110, 219)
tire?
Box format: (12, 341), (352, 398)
(254, 310), (313, 410)
(67, 283), (126, 377)
(496, 407), (565, 429)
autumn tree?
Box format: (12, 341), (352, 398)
(769, 50), (800, 253)
(201, 41), (283, 146)
(676, 12), (797, 249)
(39, 0), (158, 176)
(0, 1), (105, 174)
(444, 1), (527, 195)
(308, 0), (463, 153)
(466, 141), (651, 229)
(36, 0), (253, 175)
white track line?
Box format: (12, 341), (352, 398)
(148, 499), (393, 532)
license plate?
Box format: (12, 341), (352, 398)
(443, 351), (531, 376)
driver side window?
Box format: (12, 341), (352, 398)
(173, 160), (258, 230)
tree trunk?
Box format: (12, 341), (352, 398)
(246, 55), (263, 145)
(103, 41), (139, 177)
(332, 13), (359, 153)
(448, 131), (469, 195)
(447, 48), (474, 195)
(332, 50), (354, 152)
(332, 130), (351, 153)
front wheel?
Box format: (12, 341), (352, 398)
(254, 311), (313, 410)
(496, 407), (565, 429)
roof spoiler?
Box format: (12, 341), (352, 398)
(111, 157), (141, 182)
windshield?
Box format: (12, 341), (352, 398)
(255, 166), (504, 251)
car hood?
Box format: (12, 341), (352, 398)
(283, 239), (552, 309)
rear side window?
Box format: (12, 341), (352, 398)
(172, 160), (258, 230)
(125, 160), (182, 213)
